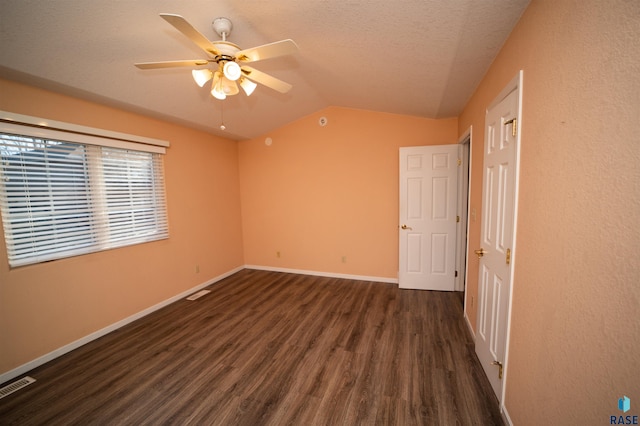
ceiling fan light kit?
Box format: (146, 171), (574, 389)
(239, 77), (257, 96)
(222, 77), (239, 96)
(135, 13), (298, 102)
(192, 69), (213, 87)
(211, 71), (226, 100)
(223, 61), (241, 81)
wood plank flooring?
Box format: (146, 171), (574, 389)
(0, 269), (503, 425)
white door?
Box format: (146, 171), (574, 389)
(475, 86), (520, 400)
(399, 145), (458, 291)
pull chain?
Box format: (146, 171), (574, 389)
(220, 101), (226, 131)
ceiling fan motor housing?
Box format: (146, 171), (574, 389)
(212, 42), (240, 59)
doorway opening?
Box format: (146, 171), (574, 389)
(455, 130), (472, 309)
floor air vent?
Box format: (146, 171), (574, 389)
(186, 289), (211, 301)
(0, 376), (36, 399)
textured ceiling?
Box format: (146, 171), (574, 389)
(0, 0), (530, 140)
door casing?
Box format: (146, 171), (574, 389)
(455, 131), (471, 294)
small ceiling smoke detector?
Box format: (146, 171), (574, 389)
(319, 117), (328, 126)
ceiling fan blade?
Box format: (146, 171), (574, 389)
(236, 39), (298, 63)
(135, 60), (210, 69)
(160, 13), (220, 57)
(241, 66), (292, 94)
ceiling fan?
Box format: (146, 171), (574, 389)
(135, 14), (298, 100)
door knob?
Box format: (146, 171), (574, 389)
(401, 224), (412, 230)
(492, 360), (504, 379)
(474, 248), (487, 258)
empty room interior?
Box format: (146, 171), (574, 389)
(0, 1), (638, 425)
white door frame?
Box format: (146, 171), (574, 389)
(455, 129), (472, 294)
(478, 70), (523, 409)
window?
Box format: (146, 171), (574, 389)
(0, 113), (169, 267)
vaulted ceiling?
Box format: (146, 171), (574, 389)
(0, 0), (530, 140)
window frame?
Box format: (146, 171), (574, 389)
(0, 111), (170, 268)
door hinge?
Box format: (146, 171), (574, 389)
(457, 158), (462, 166)
(456, 215), (460, 223)
(504, 118), (517, 137)
(506, 248), (511, 265)
(455, 270), (458, 277)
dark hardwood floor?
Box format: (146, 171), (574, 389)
(0, 269), (503, 425)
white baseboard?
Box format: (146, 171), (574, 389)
(464, 310), (475, 338)
(0, 265), (244, 385)
(502, 403), (514, 425)
(244, 264), (399, 284)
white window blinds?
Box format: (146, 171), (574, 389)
(0, 118), (169, 268)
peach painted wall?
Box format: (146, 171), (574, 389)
(459, 0), (640, 423)
(239, 107), (457, 279)
(0, 79), (244, 375)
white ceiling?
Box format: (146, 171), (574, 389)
(0, 0), (530, 141)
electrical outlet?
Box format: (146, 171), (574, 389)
(276, 251), (281, 258)
(341, 256), (347, 263)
